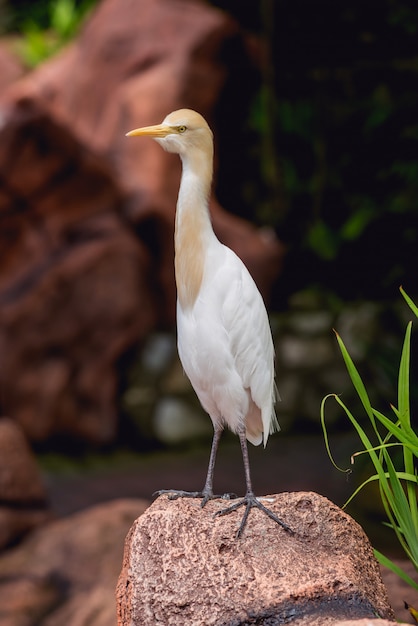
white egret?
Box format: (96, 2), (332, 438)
(126, 109), (291, 538)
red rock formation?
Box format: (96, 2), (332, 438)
(2, 0), (283, 319)
(0, 0), (284, 443)
(116, 491), (396, 626)
(0, 100), (155, 443)
(0, 498), (148, 626)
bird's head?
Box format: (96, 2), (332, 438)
(126, 109), (213, 158)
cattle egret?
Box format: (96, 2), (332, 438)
(126, 109), (291, 538)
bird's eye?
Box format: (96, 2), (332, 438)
(177, 125), (187, 133)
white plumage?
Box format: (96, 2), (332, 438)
(127, 109), (290, 538)
(177, 243), (278, 447)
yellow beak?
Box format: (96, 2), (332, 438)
(126, 124), (171, 138)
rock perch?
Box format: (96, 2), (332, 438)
(116, 491), (395, 625)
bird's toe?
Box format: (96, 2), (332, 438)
(214, 493), (293, 538)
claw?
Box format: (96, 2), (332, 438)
(215, 493), (294, 538)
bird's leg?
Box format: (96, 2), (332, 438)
(154, 425), (237, 506)
(214, 429), (293, 538)
(200, 424), (222, 505)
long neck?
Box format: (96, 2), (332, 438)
(174, 147), (216, 310)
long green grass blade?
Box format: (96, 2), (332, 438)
(320, 394), (352, 473)
(400, 287), (418, 318)
(351, 442), (404, 463)
(373, 410), (417, 451)
(384, 451), (417, 562)
(325, 294), (418, 589)
(398, 322), (411, 424)
(332, 377), (418, 567)
(333, 395), (391, 492)
(334, 331), (381, 441)
(375, 549), (418, 591)
(342, 471), (418, 508)
(396, 322), (418, 546)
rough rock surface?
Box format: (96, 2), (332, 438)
(0, 100), (155, 442)
(334, 618), (393, 626)
(0, 498), (148, 626)
(0, 417), (50, 549)
(116, 491), (396, 626)
(0, 0), (283, 443)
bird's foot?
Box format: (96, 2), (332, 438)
(214, 492), (294, 538)
(153, 489), (238, 509)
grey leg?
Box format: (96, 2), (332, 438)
(215, 429), (293, 538)
(154, 425), (236, 506)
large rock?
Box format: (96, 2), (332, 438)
(0, 417), (50, 549)
(0, 498), (148, 626)
(0, 99), (155, 443)
(2, 0), (283, 322)
(333, 622), (397, 626)
(0, 0), (283, 444)
(116, 491), (395, 626)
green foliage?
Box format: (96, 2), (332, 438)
(321, 288), (418, 589)
(227, 0), (418, 301)
(306, 220), (338, 261)
(13, 0), (95, 67)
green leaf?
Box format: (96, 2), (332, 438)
(307, 220), (339, 260)
(375, 550), (418, 591)
(400, 287), (418, 318)
(323, 297), (418, 586)
(334, 331), (380, 439)
(51, 0), (77, 38)
(343, 470), (417, 509)
(341, 204), (376, 240)
(320, 394), (352, 474)
(373, 410), (417, 454)
(398, 321), (411, 422)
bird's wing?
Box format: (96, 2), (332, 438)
(176, 244), (278, 446)
(217, 247), (278, 445)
